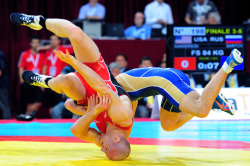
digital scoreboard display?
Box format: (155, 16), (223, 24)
(166, 25), (246, 72)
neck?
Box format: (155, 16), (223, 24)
(90, 2), (96, 7)
(136, 24), (143, 28)
(31, 49), (37, 54)
(52, 45), (59, 51)
(106, 122), (125, 134)
(157, 1), (162, 5)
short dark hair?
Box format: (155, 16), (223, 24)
(30, 34), (40, 42)
(115, 53), (128, 62)
(50, 34), (61, 40)
(139, 56), (153, 65)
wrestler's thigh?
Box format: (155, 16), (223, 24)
(67, 26), (100, 63)
(160, 108), (181, 131)
(58, 73), (86, 101)
(160, 108), (194, 131)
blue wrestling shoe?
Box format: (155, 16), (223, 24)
(224, 49), (243, 68)
(212, 93), (235, 115)
(10, 13), (43, 30)
(22, 71), (52, 88)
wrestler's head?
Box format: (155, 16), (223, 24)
(100, 132), (130, 160)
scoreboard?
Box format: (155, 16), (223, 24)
(166, 25), (246, 72)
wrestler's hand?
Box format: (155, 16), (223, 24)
(54, 49), (75, 65)
(88, 94), (111, 114)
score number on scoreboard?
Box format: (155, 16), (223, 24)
(172, 26), (244, 72)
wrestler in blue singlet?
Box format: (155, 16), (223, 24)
(116, 67), (194, 113)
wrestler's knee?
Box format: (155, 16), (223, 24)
(197, 106), (210, 118)
(161, 122), (175, 132)
(193, 103), (210, 118)
(64, 99), (74, 111)
(70, 125), (77, 136)
(55, 75), (74, 89)
(160, 119), (177, 132)
(67, 26), (84, 40)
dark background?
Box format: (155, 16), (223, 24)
(0, 0), (249, 114)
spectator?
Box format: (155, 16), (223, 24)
(135, 56), (154, 118)
(43, 35), (74, 77)
(159, 61), (166, 68)
(207, 12), (221, 24)
(162, 52), (167, 62)
(115, 54), (131, 73)
(139, 56), (153, 68)
(42, 35), (74, 115)
(78, 0), (106, 20)
(109, 62), (121, 77)
(144, 0), (174, 28)
(51, 65), (74, 119)
(124, 12), (151, 40)
(185, 0), (220, 25)
(0, 50), (11, 119)
(17, 35), (45, 120)
(226, 74), (239, 88)
(158, 52), (167, 68)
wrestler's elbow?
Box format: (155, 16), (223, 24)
(70, 125), (86, 138)
(119, 118), (133, 128)
(117, 112), (133, 127)
(65, 99), (74, 111)
(70, 125), (79, 137)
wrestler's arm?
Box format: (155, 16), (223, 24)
(64, 99), (87, 115)
(70, 95), (111, 147)
(124, 100), (138, 139)
(70, 110), (101, 146)
(55, 50), (133, 127)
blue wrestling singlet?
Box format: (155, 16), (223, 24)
(116, 67), (195, 112)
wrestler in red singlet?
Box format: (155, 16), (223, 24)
(74, 55), (131, 133)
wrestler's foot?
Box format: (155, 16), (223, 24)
(212, 93), (235, 115)
(10, 13), (43, 30)
(226, 49), (243, 67)
(222, 49), (243, 73)
(22, 70), (52, 88)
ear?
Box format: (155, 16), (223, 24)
(113, 136), (121, 143)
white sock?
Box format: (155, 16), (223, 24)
(222, 62), (233, 73)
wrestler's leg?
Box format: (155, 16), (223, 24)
(45, 19), (100, 63)
(160, 108), (194, 131)
(48, 73), (85, 101)
(179, 69), (227, 118)
(180, 49), (243, 118)
(10, 13), (99, 63)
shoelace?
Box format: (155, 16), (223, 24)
(20, 15), (34, 24)
(31, 75), (42, 83)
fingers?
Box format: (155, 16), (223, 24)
(54, 50), (59, 56)
(108, 96), (112, 106)
(58, 50), (65, 56)
(87, 97), (90, 107)
(99, 94), (111, 106)
(66, 49), (69, 55)
(91, 95), (95, 107)
(99, 95), (103, 105)
(54, 50), (64, 60)
(105, 94), (109, 105)
(54, 50), (67, 58)
(96, 95), (99, 105)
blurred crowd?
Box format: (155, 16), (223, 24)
(1, 0), (250, 119)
